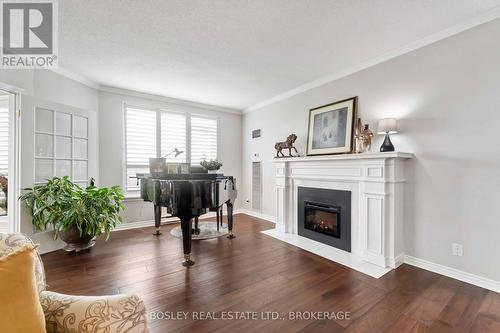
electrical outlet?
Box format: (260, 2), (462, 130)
(452, 243), (463, 257)
(245, 199), (250, 203)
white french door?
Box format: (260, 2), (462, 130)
(0, 90), (19, 233)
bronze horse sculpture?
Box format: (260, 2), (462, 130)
(275, 134), (299, 157)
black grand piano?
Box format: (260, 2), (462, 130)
(139, 171), (237, 266)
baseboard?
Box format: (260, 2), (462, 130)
(58, 209), (269, 233)
(0, 220), (8, 233)
(114, 219), (177, 231)
(404, 255), (500, 293)
(114, 210), (224, 231)
(387, 253), (405, 269)
(236, 209), (276, 223)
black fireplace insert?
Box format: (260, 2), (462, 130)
(298, 187), (351, 252)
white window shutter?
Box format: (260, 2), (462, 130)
(124, 109), (219, 194)
(125, 107), (157, 192)
(191, 116), (217, 166)
(161, 112), (186, 163)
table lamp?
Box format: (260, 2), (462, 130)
(377, 118), (398, 152)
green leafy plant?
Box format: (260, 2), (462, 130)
(200, 159), (223, 171)
(19, 176), (124, 240)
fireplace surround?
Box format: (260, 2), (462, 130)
(268, 152), (413, 275)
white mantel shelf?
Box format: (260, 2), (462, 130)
(273, 151), (414, 163)
(266, 151), (413, 278)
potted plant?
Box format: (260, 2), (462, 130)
(200, 159), (223, 174)
(19, 176), (124, 252)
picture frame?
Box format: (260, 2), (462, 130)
(178, 163), (190, 174)
(149, 158), (167, 178)
(306, 96), (357, 156)
(166, 163), (180, 174)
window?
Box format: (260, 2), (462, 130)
(34, 107), (89, 188)
(124, 106), (218, 195)
(125, 108), (156, 192)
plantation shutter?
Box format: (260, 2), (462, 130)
(124, 108), (220, 195)
(161, 112), (186, 163)
(0, 99), (8, 176)
(191, 116), (217, 166)
(125, 107), (157, 192)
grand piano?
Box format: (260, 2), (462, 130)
(139, 171), (237, 266)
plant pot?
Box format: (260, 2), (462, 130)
(58, 226), (96, 253)
(208, 169), (219, 174)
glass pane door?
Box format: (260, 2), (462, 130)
(0, 91), (15, 232)
(34, 108), (89, 186)
(0, 95), (8, 220)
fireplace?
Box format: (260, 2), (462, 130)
(298, 187), (351, 252)
(304, 202), (341, 238)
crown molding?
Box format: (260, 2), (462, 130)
(49, 68), (242, 115)
(243, 6), (500, 113)
(99, 85), (243, 115)
(50, 66), (101, 90)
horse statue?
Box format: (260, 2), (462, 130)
(275, 134), (299, 157)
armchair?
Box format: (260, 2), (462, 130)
(0, 233), (148, 333)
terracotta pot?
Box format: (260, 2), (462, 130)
(58, 226), (96, 253)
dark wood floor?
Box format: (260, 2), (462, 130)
(42, 214), (500, 333)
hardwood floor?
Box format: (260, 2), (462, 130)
(42, 214), (500, 333)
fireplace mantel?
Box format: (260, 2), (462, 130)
(268, 151), (413, 275)
(272, 151), (413, 163)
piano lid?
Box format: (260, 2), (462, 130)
(136, 173), (225, 181)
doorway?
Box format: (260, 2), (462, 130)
(0, 90), (19, 233)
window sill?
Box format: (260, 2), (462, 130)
(123, 196), (144, 202)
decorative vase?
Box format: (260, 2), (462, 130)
(354, 118), (363, 153)
(58, 226), (96, 253)
(361, 124), (373, 152)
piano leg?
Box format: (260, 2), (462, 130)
(181, 217), (195, 266)
(220, 206), (223, 228)
(216, 207), (220, 231)
(153, 205), (162, 236)
(193, 217), (200, 235)
(227, 202), (235, 239)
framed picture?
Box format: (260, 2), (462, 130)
(166, 163), (179, 174)
(149, 158), (167, 178)
(306, 97), (357, 156)
(179, 163), (190, 174)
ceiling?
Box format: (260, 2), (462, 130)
(59, 0), (500, 111)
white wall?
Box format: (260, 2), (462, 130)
(98, 87), (242, 224)
(0, 69), (242, 252)
(242, 18), (500, 282)
(0, 69), (100, 253)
